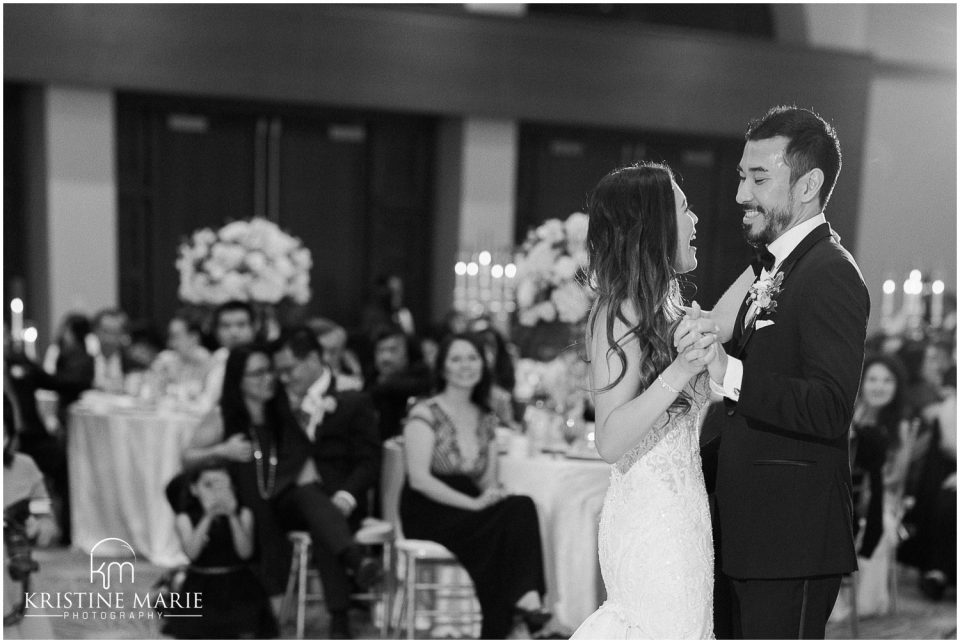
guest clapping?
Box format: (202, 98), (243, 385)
(400, 333), (549, 638)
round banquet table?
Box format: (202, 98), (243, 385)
(498, 451), (611, 631)
(67, 396), (202, 567)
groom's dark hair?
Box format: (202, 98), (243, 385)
(746, 105), (842, 210)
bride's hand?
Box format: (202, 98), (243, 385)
(675, 301), (721, 355)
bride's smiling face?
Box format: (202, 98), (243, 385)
(672, 181), (698, 274)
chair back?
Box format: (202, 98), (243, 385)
(381, 436), (407, 539)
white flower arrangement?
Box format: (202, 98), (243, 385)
(515, 212), (594, 327)
(176, 218), (312, 305)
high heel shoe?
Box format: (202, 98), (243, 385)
(516, 606), (552, 635)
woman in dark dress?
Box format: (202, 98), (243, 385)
(163, 459), (277, 639)
(183, 344), (311, 595)
(400, 333), (550, 639)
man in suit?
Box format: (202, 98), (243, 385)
(90, 308), (132, 392)
(364, 324), (432, 442)
(680, 106), (870, 638)
(272, 327), (382, 639)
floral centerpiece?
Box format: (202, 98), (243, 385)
(176, 218), (312, 306)
(514, 212), (593, 327)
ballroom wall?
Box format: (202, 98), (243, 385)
(3, 4), (955, 343)
(802, 3), (957, 332)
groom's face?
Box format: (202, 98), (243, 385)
(736, 136), (798, 247)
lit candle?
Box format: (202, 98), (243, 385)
(881, 279), (896, 325)
(23, 326), (37, 361)
(9, 298), (23, 341)
(931, 279), (945, 328)
(467, 260), (479, 314)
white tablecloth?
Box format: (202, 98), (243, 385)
(499, 453), (610, 630)
(67, 400), (201, 567)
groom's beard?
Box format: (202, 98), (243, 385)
(741, 200), (794, 248)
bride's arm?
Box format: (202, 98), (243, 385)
(590, 303), (708, 464)
(710, 267), (755, 342)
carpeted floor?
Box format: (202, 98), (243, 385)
(8, 546), (957, 639)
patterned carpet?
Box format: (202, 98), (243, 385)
(9, 546), (957, 639)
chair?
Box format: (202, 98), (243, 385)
(279, 518), (397, 639)
(381, 436), (482, 639)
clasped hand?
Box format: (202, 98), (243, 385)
(673, 302), (722, 377)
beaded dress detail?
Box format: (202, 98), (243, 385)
(573, 377), (714, 639)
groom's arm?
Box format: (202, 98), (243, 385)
(717, 258), (869, 440)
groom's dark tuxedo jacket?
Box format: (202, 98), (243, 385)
(715, 222), (869, 579)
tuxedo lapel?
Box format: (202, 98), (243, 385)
(730, 223), (834, 358)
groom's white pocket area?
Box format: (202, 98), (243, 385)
(755, 320), (775, 330)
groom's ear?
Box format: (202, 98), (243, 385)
(794, 168), (824, 205)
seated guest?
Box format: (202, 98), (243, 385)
(201, 300), (257, 409)
(833, 354), (915, 619)
(365, 324), (432, 442)
(183, 345), (381, 639)
(163, 458), (278, 639)
(151, 310), (212, 400)
(4, 405), (59, 640)
(272, 328), (382, 636)
(903, 365), (957, 601)
(400, 333), (550, 639)
(126, 321), (164, 373)
(360, 273), (416, 339)
(306, 317), (364, 391)
(90, 308), (132, 393)
(471, 320), (520, 429)
(4, 324), (84, 544)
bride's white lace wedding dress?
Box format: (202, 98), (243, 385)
(572, 380), (714, 639)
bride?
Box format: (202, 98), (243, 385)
(572, 162), (732, 639)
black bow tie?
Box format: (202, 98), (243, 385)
(751, 246), (776, 276)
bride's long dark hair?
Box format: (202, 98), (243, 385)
(585, 162), (692, 412)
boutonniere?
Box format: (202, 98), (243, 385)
(300, 369), (337, 440)
(301, 391), (337, 418)
(748, 271), (785, 318)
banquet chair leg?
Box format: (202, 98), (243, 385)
(281, 551), (299, 626)
(405, 555), (417, 639)
(297, 539), (310, 639)
(380, 542), (395, 640)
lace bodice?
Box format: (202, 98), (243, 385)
(575, 376), (714, 639)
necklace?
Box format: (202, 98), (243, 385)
(248, 425), (278, 499)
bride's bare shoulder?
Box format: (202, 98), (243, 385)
(588, 300), (640, 354)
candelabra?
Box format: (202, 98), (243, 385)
(452, 247), (518, 334)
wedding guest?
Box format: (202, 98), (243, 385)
(151, 310), (212, 400)
(904, 365), (956, 601)
(126, 320), (164, 373)
(470, 320), (519, 428)
(163, 458), (278, 639)
(272, 328), (382, 638)
(365, 324), (431, 442)
(90, 308), (131, 392)
(201, 300), (257, 409)
(832, 354), (915, 619)
(360, 274), (416, 338)
(400, 333), (550, 639)
(182, 345), (381, 638)
(306, 317), (364, 391)
(4, 405), (58, 640)
(4, 324), (81, 544)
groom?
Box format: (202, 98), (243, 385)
(686, 106), (869, 638)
